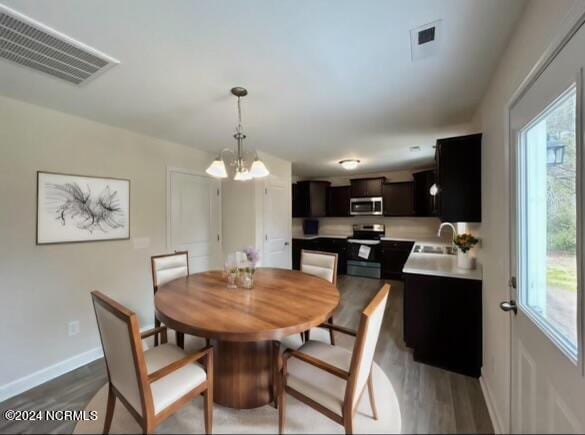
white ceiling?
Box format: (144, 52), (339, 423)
(0, 0), (526, 177)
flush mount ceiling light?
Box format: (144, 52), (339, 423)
(205, 87), (269, 181)
(339, 159), (360, 170)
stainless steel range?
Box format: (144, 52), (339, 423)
(346, 224), (385, 279)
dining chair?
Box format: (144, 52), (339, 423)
(91, 290), (213, 434)
(151, 251), (204, 348)
(278, 284), (390, 435)
(273, 250), (339, 407)
(300, 249), (338, 344)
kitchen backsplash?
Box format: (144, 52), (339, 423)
(293, 216), (449, 240)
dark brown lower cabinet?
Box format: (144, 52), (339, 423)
(381, 240), (414, 279)
(403, 273), (482, 377)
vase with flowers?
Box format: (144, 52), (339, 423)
(238, 246), (260, 289)
(453, 233), (479, 270)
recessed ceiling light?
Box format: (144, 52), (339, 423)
(409, 146), (421, 152)
(339, 159), (360, 170)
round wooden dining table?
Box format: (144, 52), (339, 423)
(154, 268), (340, 409)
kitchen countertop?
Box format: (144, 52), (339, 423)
(403, 249), (482, 280)
(292, 234), (349, 240)
(292, 233), (482, 281)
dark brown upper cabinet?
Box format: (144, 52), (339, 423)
(435, 133), (482, 222)
(350, 177), (385, 197)
(292, 180), (330, 218)
(383, 182), (415, 216)
(327, 185), (351, 217)
(413, 170), (437, 217)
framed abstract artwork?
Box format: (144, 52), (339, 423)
(36, 171), (130, 245)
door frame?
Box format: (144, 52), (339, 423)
(166, 166), (222, 254)
(506, 4), (585, 433)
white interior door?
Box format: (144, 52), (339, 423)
(508, 21), (585, 434)
(263, 177), (291, 269)
(168, 169), (221, 273)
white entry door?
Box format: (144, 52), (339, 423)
(508, 20), (585, 433)
(263, 177), (291, 269)
(168, 169), (221, 273)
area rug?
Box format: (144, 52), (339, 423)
(74, 361), (401, 434)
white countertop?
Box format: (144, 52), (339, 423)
(292, 234), (349, 240)
(292, 234), (482, 280)
(403, 250), (482, 280)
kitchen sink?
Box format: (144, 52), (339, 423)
(413, 244), (456, 255)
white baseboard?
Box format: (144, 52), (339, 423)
(479, 373), (505, 434)
(0, 346), (103, 403)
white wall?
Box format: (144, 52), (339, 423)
(0, 95), (217, 399)
(221, 150), (292, 265)
(471, 0), (578, 431)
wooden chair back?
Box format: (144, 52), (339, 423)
(91, 291), (152, 418)
(345, 284), (390, 406)
(300, 249), (338, 286)
(151, 251), (189, 293)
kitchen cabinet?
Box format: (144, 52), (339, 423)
(292, 237), (347, 275)
(292, 183), (302, 217)
(435, 133), (482, 222)
(350, 177), (385, 198)
(327, 185), (351, 217)
(412, 170), (437, 217)
(380, 240), (414, 279)
(403, 273), (482, 377)
(382, 182), (415, 216)
(292, 181), (330, 218)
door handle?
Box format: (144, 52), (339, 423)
(284, 241), (290, 246)
(500, 300), (517, 315)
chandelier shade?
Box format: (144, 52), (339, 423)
(205, 158), (228, 178)
(250, 158), (270, 178)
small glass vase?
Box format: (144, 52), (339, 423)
(225, 254), (239, 288)
(239, 267), (255, 289)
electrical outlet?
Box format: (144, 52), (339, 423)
(68, 320), (80, 337)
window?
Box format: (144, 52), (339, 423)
(519, 85), (578, 358)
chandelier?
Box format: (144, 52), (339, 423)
(205, 87), (269, 181)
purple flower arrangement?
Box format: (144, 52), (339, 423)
(243, 246), (260, 268)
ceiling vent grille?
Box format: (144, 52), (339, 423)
(410, 20), (442, 62)
(0, 4), (119, 85)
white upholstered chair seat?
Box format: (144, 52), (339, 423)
(144, 343), (207, 414)
(280, 333), (304, 351)
(286, 340), (355, 414)
(280, 326), (332, 351)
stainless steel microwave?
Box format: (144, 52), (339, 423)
(350, 197), (383, 216)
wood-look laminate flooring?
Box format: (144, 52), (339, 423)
(0, 276), (493, 434)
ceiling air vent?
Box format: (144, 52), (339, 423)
(410, 20), (442, 62)
(0, 4), (119, 85)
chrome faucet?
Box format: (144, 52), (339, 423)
(437, 222), (457, 242)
